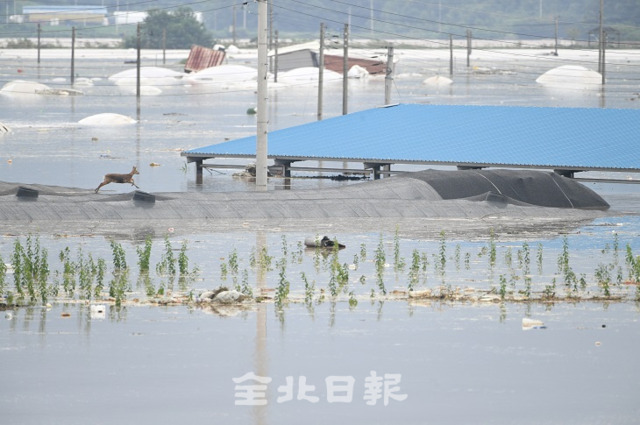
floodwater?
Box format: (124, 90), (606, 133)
(1, 45), (640, 424)
(3, 302), (640, 425)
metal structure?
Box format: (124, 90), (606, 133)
(181, 103), (640, 183)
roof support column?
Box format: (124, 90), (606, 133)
(365, 163), (381, 180)
(195, 159), (203, 185)
(274, 159), (293, 178)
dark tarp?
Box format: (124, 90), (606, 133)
(407, 169), (609, 209)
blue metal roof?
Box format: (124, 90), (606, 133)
(182, 104), (640, 172)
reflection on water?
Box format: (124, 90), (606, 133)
(2, 301), (640, 424)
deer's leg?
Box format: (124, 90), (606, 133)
(95, 180), (109, 193)
(130, 180), (139, 189)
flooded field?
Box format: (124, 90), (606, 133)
(1, 44), (640, 424)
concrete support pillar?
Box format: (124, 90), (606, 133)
(195, 159), (203, 185)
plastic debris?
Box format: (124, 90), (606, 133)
(90, 304), (106, 319)
(522, 317), (546, 330)
(304, 236), (345, 249)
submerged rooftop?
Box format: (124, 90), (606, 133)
(182, 103), (640, 181)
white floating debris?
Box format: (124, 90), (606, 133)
(348, 64), (369, 79)
(78, 113), (137, 126)
(1, 80), (51, 95)
(522, 317), (546, 330)
(184, 64), (258, 85)
(276, 67), (341, 84)
(90, 304), (106, 319)
(536, 65), (602, 89)
(423, 75), (453, 86)
(108, 66), (184, 87)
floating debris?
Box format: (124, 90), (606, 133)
(522, 317), (546, 330)
(198, 287), (250, 304)
(90, 304), (106, 319)
(304, 236), (345, 249)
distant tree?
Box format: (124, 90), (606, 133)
(124, 7), (213, 49)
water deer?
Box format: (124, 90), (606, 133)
(95, 166), (140, 193)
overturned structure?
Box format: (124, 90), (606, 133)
(0, 170), (609, 238)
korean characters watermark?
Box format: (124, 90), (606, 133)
(233, 371), (408, 406)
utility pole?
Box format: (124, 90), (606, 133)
(369, 0), (374, 37)
(598, 0), (605, 84)
(136, 22), (141, 117)
(384, 45), (394, 105)
(317, 22), (325, 121)
(449, 34), (453, 76)
(37, 23), (41, 64)
(256, 0), (269, 190)
(70, 27), (75, 84)
(232, 5), (237, 46)
(466, 30), (472, 67)
(342, 23), (349, 116)
(554, 17), (558, 56)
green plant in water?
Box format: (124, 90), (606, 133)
(557, 235), (578, 292)
(280, 235), (288, 261)
(488, 228), (497, 269)
(613, 232), (620, 265)
(156, 235), (176, 276)
(393, 227), (405, 272)
(59, 246), (76, 296)
(329, 241), (349, 294)
(625, 243), (640, 283)
(13, 236), (50, 304)
(140, 273), (155, 298)
(136, 235), (153, 273)
(537, 243), (544, 275)
(543, 278), (556, 299)
(302, 272), (315, 305)
(77, 249), (97, 300)
(239, 269), (253, 297)
(0, 254), (6, 299)
(109, 269), (130, 308)
(360, 242), (367, 262)
(12, 239), (24, 299)
(408, 249), (420, 292)
(328, 275), (338, 298)
(504, 247), (513, 270)
(257, 245), (273, 272)
(228, 248), (239, 287)
(275, 257), (289, 308)
(110, 240), (127, 271)
(595, 263), (612, 297)
(421, 252), (430, 274)
(374, 234), (386, 295)
(437, 231), (447, 277)
(499, 274), (507, 300)
(292, 240), (304, 264)
(352, 253), (359, 270)
(178, 240), (194, 276)
(348, 291), (358, 308)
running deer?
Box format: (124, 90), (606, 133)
(95, 166), (140, 193)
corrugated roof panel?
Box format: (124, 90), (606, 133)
(182, 104), (640, 171)
(184, 45), (226, 73)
